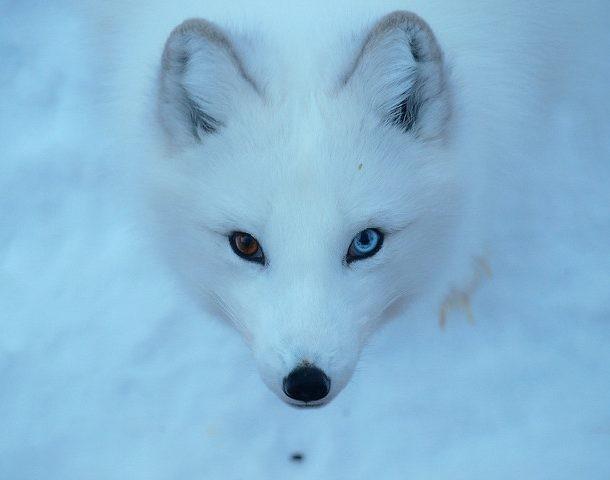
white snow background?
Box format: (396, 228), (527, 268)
(1, 1), (609, 479)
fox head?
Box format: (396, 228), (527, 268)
(151, 11), (460, 407)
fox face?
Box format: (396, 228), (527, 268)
(152, 11), (460, 407)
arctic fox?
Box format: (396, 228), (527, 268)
(146, 9), (466, 407)
(92, 0), (559, 407)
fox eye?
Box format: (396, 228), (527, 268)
(346, 228), (383, 264)
(229, 232), (265, 264)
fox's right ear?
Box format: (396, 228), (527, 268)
(341, 11), (451, 140)
(158, 19), (261, 146)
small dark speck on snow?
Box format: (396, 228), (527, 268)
(290, 452), (304, 463)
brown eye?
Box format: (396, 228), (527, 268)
(235, 233), (258, 255)
(229, 232), (265, 264)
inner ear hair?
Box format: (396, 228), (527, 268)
(341, 11), (449, 137)
(158, 18), (262, 144)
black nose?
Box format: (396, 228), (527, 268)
(283, 365), (330, 402)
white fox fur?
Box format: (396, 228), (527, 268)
(91, 0), (566, 405)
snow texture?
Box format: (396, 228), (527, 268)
(1, 1), (609, 479)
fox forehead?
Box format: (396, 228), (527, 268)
(185, 115), (419, 228)
(171, 102), (443, 248)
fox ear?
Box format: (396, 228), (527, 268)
(342, 11), (451, 140)
(158, 19), (261, 146)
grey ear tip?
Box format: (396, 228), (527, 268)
(374, 10), (434, 36)
(162, 17), (229, 69)
(373, 10), (443, 62)
(167, 17), (224, 42)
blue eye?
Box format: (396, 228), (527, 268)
(346, 228), (383, 263)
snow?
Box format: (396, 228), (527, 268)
(1, 1), (609, 479)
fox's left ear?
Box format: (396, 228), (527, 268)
(342, 11), (451, 140)
(158, 18), (262, 146)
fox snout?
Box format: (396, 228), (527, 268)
(282, 364), (331, 405)
(253, 337), (361, 407)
